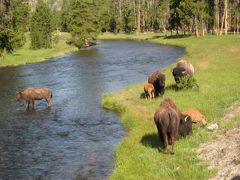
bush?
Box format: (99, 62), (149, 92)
(176, 75), (199, 90)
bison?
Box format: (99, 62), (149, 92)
(183, 108), (208, 125)
(16, 87), (53, 110)
(172, 60), (195, 83)
(148, 70), (166, 97)
(144, 83), (155, 100)
(154, 98), (192, 154)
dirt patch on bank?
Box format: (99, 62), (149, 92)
(197, 101), (240, 180)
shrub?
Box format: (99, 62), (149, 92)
(176, 75), (199, 90)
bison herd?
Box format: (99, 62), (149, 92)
(144, 59), (208, 154)
(15, 59), (206, 155)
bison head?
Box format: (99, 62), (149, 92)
(179, 114), (192, 137)
(172, 67), (187, 83)
(15, 92), (22, 101)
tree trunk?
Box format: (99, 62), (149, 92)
(136, 0), (141, 33)
(224, 0), (228, 35)
(118, 0), (122, 32)
(195, 16), (199, 37)
(214, 0), (219, 35)
(237, 0), (240, 33)
(220, 10), (225, 35)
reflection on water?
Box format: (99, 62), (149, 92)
(0, 40), (184, 179)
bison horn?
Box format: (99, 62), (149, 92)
(182, 70), (186, 74)
(184, 116), (189, 122)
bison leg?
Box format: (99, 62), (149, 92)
(151, 91), (155, 99)
(149, 91), (152, 101)
(46, 98), (52, 108)
(163, 134), (168, 154)
(26, 101), (30, 111)
(170, 136), (175, 155)
(30, 100), (34, 110)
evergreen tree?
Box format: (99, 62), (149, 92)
(30, 0), (53, 49)
(179, 0), (209, 36)
(0, 0), (15, 52)
(69, 0), (99, 48)
(60, 0), (71, 32)
(11, 0), (30, 47)
(97, 0), (113, 32)
(169, 0), (182, 34)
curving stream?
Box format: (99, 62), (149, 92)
(0, 40), (184, 180)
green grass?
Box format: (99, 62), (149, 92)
(0, 32), (77, 67)
(101, 33), (240, 179)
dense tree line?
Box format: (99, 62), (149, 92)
(104, 0), (240, 36)
(59, 0), (240, 43)
(1, 0), (240, 52)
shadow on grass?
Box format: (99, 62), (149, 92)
(147, 35), (166, 40)
(140, 133), (164, 150)
(139, 92), (146, 99)
(165, 83), (199, 92)
(165, 84), (178, 91)
(164, 34), (191, 39)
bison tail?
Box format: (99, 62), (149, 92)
(51, 91), (53, 98)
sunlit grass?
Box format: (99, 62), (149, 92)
(101, 33), (240, 179)
(0, 32), (77, 67)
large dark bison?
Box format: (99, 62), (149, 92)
(172, 60), (195, 83)
(16, 87), (53, 110)
(148, 70), (166, 97)
(154, 98), (192, 154)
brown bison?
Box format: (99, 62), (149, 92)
(154, 98), (192, 154)
(144, 83), (155, 100)
(148, 70), (166, 97)
(16, 87), (53, 110)
(183, 108), (207, 125)
(172, 60), (195, 83)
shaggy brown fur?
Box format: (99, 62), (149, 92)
(144, 83), (155, 100)
(183, 108), (207, 125)
(154, 98), (192, 154)
(16, 87), (53, 110)
(176, 60), (195, 76)
(148, 70), (166, 96)
(172, 60), (195, 83)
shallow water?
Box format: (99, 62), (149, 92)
(0, 40), (184, 180)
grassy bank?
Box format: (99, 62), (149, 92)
(0, 32), (77, 67)
(101, 33), (240, 179)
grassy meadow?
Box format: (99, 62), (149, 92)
(0, 32), (77, 67)
(100, 33), (240, 179)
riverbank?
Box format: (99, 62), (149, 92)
(0, 32), (77, 67)
(100, 33), (240, 179)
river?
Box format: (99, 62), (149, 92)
(0, 40), (184, 180)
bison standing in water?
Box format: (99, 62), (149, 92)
(16, 87), (53, 110)
(154, 98), (192, 154)
(148, 70), (166, 97)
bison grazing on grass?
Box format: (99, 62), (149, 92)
(148, 70), (166, 97)
(172, 60), (195, 83)
(16, 87), (53, 110)
(144, 83), (155, 100)
(154, 98), (192, 154)
(183, 108), (208, 125)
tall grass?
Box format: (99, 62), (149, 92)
(0, 32), (77, 67)
(101, 33), (240, 179)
